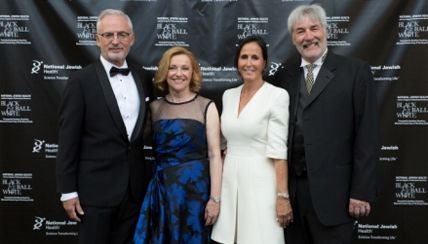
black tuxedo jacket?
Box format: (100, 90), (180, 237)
(268, 52), (379, 226)
(56, 59), (154, 207)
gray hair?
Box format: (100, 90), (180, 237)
(96, 9), (133, 33)
(287, 4), (327, 34)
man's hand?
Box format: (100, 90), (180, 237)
(62, 197), (84, 222)
(349, 198), (371, 218)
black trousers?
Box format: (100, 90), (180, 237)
(285, 175), (354, 244)
(78, 188), (140, 244)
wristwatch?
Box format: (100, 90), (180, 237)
(277, 192), (290, 200)
(210, 195), (221, 204)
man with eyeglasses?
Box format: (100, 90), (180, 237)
(56, 9), (153, 244)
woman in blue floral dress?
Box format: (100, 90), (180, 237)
(134, 47), (223, 244)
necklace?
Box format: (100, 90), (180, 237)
(164, 93), (198, 105)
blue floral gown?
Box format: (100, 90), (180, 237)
(134, 95), (213, 244)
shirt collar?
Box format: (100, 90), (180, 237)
(300, 48), (328, 67)
(99, 55), (129, 74)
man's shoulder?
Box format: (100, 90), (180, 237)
(74, 61), (102, 74)
(128, 62), (142, 71)
(128, 62), (150, 75)
(71, 61), (99, 77)
(128, 62), (154, 81)
(327, 52), (368, 67)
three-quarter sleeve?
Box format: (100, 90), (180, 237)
(265, 88), (289, 160)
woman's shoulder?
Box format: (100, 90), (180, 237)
(150, 97), (164, 104)
(195, 94), (214, 108)
(223, 84), (242, 97)
(149, 97), (164, 109)
(195, 94), (211, 102)
(263, 82), (290, 104)
(262, 82), (288, 96)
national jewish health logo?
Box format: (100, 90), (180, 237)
(0, 14), (31, 45)
(155, 17), (189, 47)
(371, 64), (400, 81)
(76, 15), (97, 46)
(267, 61), (282, 77)
(394, 176), (427, 206)
(355, 222), (398, 241)
(237, 17), (268, 41)
(31, 60), (43, 74)
(397, 14), (428, 45)
(32, 215), (78, 236)
(379, 145), (399, 163)
(32, 139), (58, 159)
(33, 216), (46, 230)
(395, 96), (428, 125)
(30, 59), (82, 80)
(32, 139), (46, 153)
(326, 16), (350, 46)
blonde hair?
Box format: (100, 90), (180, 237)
(154, 47), (202, 92)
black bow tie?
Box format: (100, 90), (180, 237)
(109, 66), (130, 77)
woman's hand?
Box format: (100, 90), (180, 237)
(204, 198), (220, 225)
(276, 197), (293, 228)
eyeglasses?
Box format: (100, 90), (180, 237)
(97, 31), (132, 41)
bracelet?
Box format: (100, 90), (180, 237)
(210, 195), (221, 204)
(277, 192), (290, 200)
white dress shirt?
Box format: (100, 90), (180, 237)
(100, 56), (140, 141)
(300, 48), (328, 83)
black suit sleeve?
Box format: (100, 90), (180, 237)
(56, 75), (85, 194)
(350, 61), (380, 202)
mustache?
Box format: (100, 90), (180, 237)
(302, 41), (319, 49)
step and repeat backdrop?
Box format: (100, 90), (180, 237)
(1, 0), (427, 243)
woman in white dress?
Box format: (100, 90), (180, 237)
(212, 36), (293, 243)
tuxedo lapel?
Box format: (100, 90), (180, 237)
(306, 53), (336, 107)
(286, 63), (302, 120)
(95, 61), (128, 141)
(129, 67), (146, 142)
